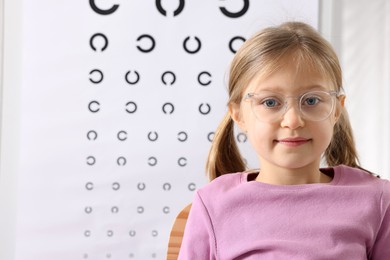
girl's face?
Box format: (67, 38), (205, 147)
(230, 59), (343, 174)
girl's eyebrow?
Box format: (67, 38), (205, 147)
(301, 84), (329, 91)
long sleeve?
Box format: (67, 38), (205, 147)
(178, 191), (217, 260)
(176, 167), (390, 259)
(370, 181), (390, 259)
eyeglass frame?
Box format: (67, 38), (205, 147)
(243, 90), (341, 123)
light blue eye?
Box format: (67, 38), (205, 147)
(303, 96), (320, 106)
(262, 98), (280, 108)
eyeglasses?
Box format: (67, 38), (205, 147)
(244, 90), (339, 123)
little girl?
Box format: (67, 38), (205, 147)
(178, 22), (390, 259)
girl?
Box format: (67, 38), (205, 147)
(178, 22), (390, 259)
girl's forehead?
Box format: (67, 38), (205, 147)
(246, 62), (333, 94)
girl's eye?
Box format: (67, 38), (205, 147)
(303, 96), (320, 106)
(261, 98), (280, 108)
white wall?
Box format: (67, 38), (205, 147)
(321, 0), (390, 178)
(0, 0), (22, 259)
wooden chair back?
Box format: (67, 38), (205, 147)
(166, 203), (192, 259)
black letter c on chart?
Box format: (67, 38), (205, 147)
(112, 182), (120, 191)
(229, 36), (246, 54)
(136, 34), (156, 53)
(125, 102), (137, 114)
(237, 133), (247, 143)
(89, 69), (103, 84)
(183, 36), (201, 54)
(90, 33), (108, 51)
(148, 132), (159, 142)
(199, 103), (211, 115)
(117, 131), (127, 141)
(87, 130), (98, 140)
(162, 103), (175, 114)
(86, 156), (96, 166)
(178, 157), (187, 167)
(188, 183), (196, 191)
(88, 101), (100, 113)
(163, 183), (171, 191)
(156, 0), (185, 16)
(177, 131), (188, 142)
(85, 182), (94, 190)
(89, 0), (119, 15)
(148, 156), (157, 166)
(125, 71), (140, 85)
(220, 0), (249, 18)
(117, 156), (127, 166)
(198, 71), (212, 86)
(137, 183), (146, 191)
(161, 71), (176, 85)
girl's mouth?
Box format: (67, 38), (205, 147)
(276, 137), (311, 147)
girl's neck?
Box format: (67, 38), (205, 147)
(255, 164), (332, 185)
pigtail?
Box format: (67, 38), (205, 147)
(205, 112), (246, 181)
(325, 109), (359, 167)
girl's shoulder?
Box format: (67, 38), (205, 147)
(335, 165), (388, 183)
(197, 172), (248, 197)
(335, 164), (390, 194)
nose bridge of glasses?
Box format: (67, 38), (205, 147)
(278, 97), (305, 127)
(282, 96), (301, 113)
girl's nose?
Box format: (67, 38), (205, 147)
(280, 104), (305, 129)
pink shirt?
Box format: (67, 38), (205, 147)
(179, 165), (390, 259)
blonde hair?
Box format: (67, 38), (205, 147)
(206, 21), (364, 181)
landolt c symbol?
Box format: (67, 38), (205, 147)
(162, 103), (175, 114)
(125, 70), (140, 85)
(162, 71), (176, 85)
(198, 71), (212, 86)
(90, 33), (108, 51)
(219, 0), (249, 18)
(199, 103), (211, 115)
(89, 0), (119, 15)
(183, 36), (201, 54)
(89, 69), (103, 84)
(229, 36), (246, 53)
(136, 34), (156, 53)
(156, 0), (185, 16)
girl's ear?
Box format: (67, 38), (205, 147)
(229, 103), (247, 132)
(334, 95), (346, 121)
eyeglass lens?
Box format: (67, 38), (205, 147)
(247, 91), (336, 122)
